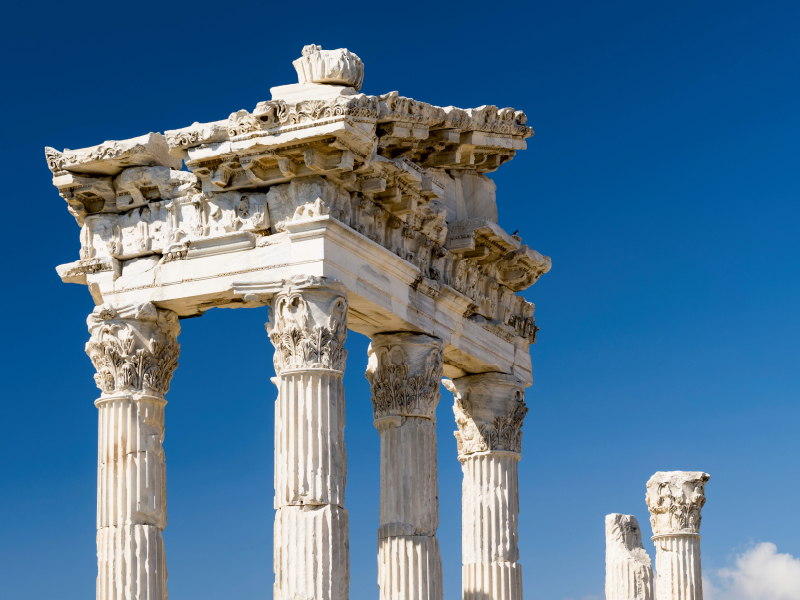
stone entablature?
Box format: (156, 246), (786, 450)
(46, 47), (549, 363)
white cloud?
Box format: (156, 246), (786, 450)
(704, 542), (800, 600)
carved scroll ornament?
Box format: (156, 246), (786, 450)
(445, 374), (528, 458)
(453, 392), (527, 456)
(267, 279), (348, 375)
(367, 340), (444, 422)
(645, 471), (710, 536)
(85, 303), (180, 398)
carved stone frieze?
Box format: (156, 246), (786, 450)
(77, 179), (270, 263)
(56, 256), (120, 285)
(85, 303), (180, 398)
(164, 120), (228, 159)
(267, 276), (348, 375)
(252, 94), (379, 132)
(366, 333), (444, 422)
(645, 471), (710, 536)
(49, 45), (550, 346)
(444, 373), (528, 458)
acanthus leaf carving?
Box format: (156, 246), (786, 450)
(85, 303), (180, 398)
(645, 471), (710, 536)
(446, 374), (528, 458)
(228, 109), (259, 137)
(267, 280), (348, 375)
(366, 334), (444, 422)
(251, 94), (379, 132)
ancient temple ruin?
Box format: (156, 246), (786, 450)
(45, 45), (551, 600)
(606, 471), (710, 600)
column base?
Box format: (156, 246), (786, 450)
(378, 535), (443, 600)
(97, 525), (167, 600)
(274, 504), (349, 600)
(463, 562), (522, 600)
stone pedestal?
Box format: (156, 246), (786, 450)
(444, 374), (528, 600)
(645, 471), (710, 600)
(86, 303), (180, 600)
(366, 333), (445, 600)
(605, 513), (654, 600)
(268, 276), (350, 600)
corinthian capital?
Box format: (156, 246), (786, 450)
(267, 276), (348, 376)
(366, 333), (444, 423)
(85, 303), (180, 398)
(646, 471), (710, 536)
(444, 373), (528, 458)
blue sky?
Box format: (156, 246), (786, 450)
(1, 1), (799, 598)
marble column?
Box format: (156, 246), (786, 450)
(645, 471), (710, 600)
(443, 373), (528, 600)
(267, 276), (350, 600)
(366, 333), (445, 600)
(605, 513), (654, 600)
(85, 302), (180, 600)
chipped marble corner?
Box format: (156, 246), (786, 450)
(293, 44), (364, 91)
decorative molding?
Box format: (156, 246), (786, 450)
(366, 333), (444, 422)
(44, 133), (180, 176)
(85, 303), (180, 398)
(646, 471), (710, 536)
(377, 91), (532, 138)
(444, 373), (528, 458)
(49, 46), (549, 348)
(250, 95), (378, 133)
(267, 276), (348, 375)
(293, 44), (364, 91)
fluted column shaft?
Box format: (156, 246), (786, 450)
(652, 535), (702, 600)
(86, 302), (181, 600)
(646, 471), (710, 600)
(444, 374), (528, 600)
(268, 276), (350, 600)
(605, 513), (654, 600)
(367, 333), (445, 600)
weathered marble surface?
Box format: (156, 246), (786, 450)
(605, 514), (654, 600)
(646, 471), (710, 600)
(86, 302), (180, 600)
(47, 45), (550, 385)
(367, 333), (444, 600)
(445, 374), (528, 600)
(47, 45), (551, 600)
(269, 276), (350, 600)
